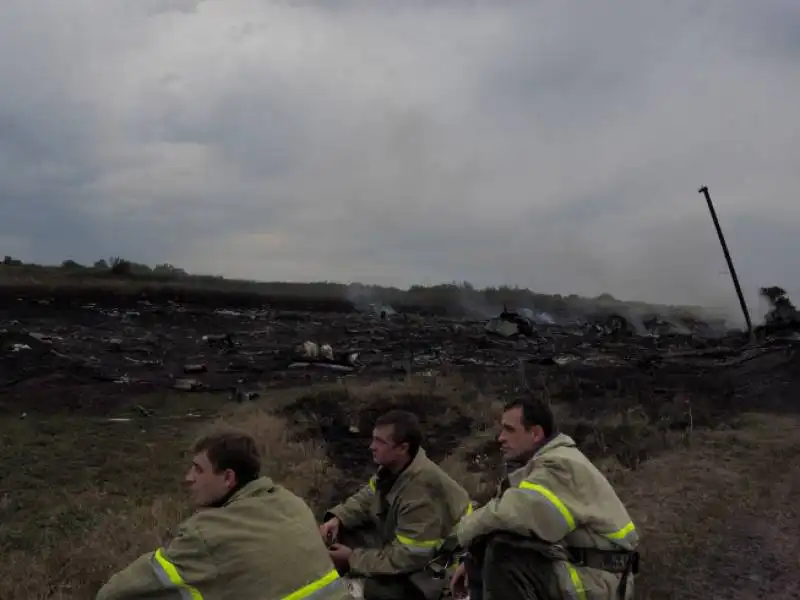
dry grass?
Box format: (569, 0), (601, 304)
(1, 378), (797, 600)
(616, 413), (800, 599)
(0, 392), (339, 600)
(204, 406), (343, 510)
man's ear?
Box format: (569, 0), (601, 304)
(222, 468), (238, 488)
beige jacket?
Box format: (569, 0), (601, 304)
(97, 477), (348, 600)
(328, 448), (472, 598)
(455, 434), (639, 600)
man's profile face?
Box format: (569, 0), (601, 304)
(497, 406), (545, 461)
(184, 451), (236, 507)
(369, 424), (408, 467)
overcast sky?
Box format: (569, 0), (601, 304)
(1, 0), (798, 321)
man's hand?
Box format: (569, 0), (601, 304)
(319, 517), (341, 545)
(449, 562), (469, 599)
(328, 543), (353, 570)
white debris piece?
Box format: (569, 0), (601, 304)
(343, 577), (364, 599)
(299, 341), (319, 358)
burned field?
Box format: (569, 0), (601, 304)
(1, 286), (799, 599)
(2, 289), (797, 455)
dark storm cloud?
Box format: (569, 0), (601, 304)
(0, 0), (798, 323)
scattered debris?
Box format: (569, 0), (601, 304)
(1, 290), (796, 416)
(485, 306), (536, 338)
(173, 378), (204, 392)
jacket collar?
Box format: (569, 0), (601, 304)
(375, 447), (428, 491)
(221, 476), (276, 507)
(505, 433), (576, 486)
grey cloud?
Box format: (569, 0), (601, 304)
(0, 0), (798, 324)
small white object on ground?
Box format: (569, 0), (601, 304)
(342, 577), (364, 599)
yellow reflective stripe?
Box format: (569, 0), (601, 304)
(565, 562), (587, 600)
(517, 481), (576, 531)
(368, 477), (376, 492)
(463, 502), (474, 516)
(605, 521), (636, 541)
(281, 568), (341, 600)
(152, 548), (204, 600)
(396, 533), (442, 548)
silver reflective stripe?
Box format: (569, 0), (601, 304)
(395, 533), (441, 555)
(510, 486), (576, 532)
(150, 548), (204, 600)
(602, 521), (638, 549)
(555, 561), (587, 600)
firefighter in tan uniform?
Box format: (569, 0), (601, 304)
(446, 397), (640, 600)
(319, 410), (472, 600)
(96, 430), (348, 600)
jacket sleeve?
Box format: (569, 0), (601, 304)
(95, 521), (217, 600)
(327, 477), (376, 529)
(455, 457), (577, 547)
(348, 495), (445, 576)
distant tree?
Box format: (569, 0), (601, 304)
(61, 259), (84, 269)
(108, 256), (132, 276)
(153, 263), (188, 277)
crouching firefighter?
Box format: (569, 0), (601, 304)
(319, 410), (473, 600)
(96, 430), (348, 600)
(439, 397), (640, 600)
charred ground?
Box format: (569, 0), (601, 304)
(1, 278), (799, 600)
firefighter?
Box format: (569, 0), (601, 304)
(445, 397), (640, 600)
(96, 430), (348, 600)
(319, 409), (472, 600)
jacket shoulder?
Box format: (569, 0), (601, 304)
(181, 509), (221, 542)
(161, 513), (214, 562)
(530, 442), (610, 493)
(270, 483), (318, 516)
(403, 454), (468, 500)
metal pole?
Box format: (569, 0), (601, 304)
(697, 185), (754, 340)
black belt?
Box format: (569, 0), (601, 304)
(567, 547), (640, 599)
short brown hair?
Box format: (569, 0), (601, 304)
(193, 430), (261, 485)
(374, 409), (423, 455)
(504, 396), (556, 438)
